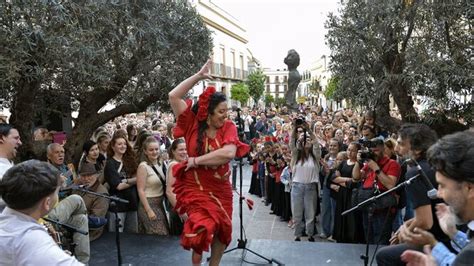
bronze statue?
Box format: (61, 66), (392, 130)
(284, 49), (301, 110)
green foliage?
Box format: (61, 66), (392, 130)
(325, 0), (472, 125)
(274, 96), (286, 107)
(0, 0), (212, 161)
(230, 82), (250, 106)
(246, 69), (265, 105)
(324, 77), (339, 100)
(264, 93), (274, 107)
(0, 1), (212, 110)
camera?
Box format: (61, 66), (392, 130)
(294, 116), (305, 126)
(359, 150), (376, 162)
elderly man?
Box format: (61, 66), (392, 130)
(0, 123), (22, 211)
(47, 143), (74, 190)
(400, 130), (474, 266)
(74, 163), (109, 241)
(46, 143), (90, 263)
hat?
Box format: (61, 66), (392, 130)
(79, 163), (98, 176)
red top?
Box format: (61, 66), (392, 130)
(172, 100), (249, 255)
(362, 156), (401, 191)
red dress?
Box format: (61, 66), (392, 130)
(172, 100), (249, 255)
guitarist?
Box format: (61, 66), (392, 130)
(0, 160), (83, 265)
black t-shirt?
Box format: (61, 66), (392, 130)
(406, 159), (450, 245)
(104, 158), (138, 212)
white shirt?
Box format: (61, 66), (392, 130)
(0, 158), (13, 179)
(0, 207), (83, 266)
(243, 115), (253, 133)
(0, 158), (13, 209)
(292, 157), (319, 184)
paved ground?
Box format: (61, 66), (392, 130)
(229, 161), (328, 244)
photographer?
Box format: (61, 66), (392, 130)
(289, 118), (321, 242)
(353, 138), (401, 244)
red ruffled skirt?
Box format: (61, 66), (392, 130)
(172, 163), (233, 255)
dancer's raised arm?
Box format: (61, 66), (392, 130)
(168, 59), (213, 117)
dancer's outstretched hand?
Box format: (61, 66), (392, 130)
(197, 59), (214, 80)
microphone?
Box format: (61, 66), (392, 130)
(408, 159), (438, 199)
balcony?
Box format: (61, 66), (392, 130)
(212, 63), (246, 81)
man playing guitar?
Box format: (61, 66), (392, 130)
(0, 160), (83, 265)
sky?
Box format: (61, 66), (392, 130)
(213, 0), (341, 70)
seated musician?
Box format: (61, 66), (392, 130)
(0, 160), (83, 265)
(74, 163), (109, 241)
(46, 143), (90, 263)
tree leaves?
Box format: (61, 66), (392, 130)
(325, 0), (471, 127)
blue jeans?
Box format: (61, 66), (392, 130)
(321, 185), (336, 236)
(259, 175), (266, 198)
(291, 182), (318, 237)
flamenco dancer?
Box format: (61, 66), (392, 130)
(168, 59), (249, 266)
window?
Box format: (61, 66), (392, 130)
(266, 85), (270, 92)
(239, 55), (244, 79)
(283, 76), (288, 82)
(275, 76), (279, 83)
(266, 76), (270, 83)
(231, 50), (236, 78)
(220, 46), (225, 76)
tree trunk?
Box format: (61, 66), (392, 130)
(374, 85), (400, 133)
(387, 54), (419, 123)
(9, 81), (40, 162)
(64, 109), (106, 167)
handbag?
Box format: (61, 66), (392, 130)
(151, 164), (183, 236)
(352, 181), (397, 210)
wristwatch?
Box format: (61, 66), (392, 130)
(121, 179), (128, 184)
(375, 169), (381, 175)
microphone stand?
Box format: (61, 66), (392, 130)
(223, 107), (281, 265)
(342, 173), (421, 266)
(73, 186), (129, 266)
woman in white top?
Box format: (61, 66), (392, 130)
(289, 120), (321, 241)
(136, 136), (169, 235)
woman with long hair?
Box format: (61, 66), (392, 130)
(166, 138), (187, 235)
(104, 133), (139, 233)
(289, 121), (321, 241)
(330, 142), (364, 243)
(136, 136), (169, 235)
(96, 133), (111, 159)
(168, 60), (249, 266)
(320, 138), (343, 239)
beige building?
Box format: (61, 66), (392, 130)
(190, 0), (254, 102)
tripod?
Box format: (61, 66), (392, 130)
(222, 107), (282, 265)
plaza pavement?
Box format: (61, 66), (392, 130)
(229, 161), (328, 244)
